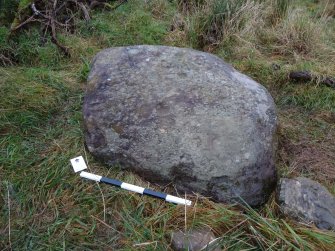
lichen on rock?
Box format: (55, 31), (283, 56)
(83, 45), (278, 206)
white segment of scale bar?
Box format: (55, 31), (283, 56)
(121, 183), (145, 194)
(80, 171), (102, 182)
(166, 195), (192, 206)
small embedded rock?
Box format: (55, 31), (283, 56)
(171, 228), (220, 251)
(277, 177), (335, 230)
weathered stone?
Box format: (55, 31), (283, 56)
(277, 177), (335, 230)
(83, 45), (277, 206)
(171, 229), (220, 251)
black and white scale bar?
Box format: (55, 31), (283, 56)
(80, 171), (192, 206)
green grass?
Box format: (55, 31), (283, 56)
(79, 0), (173, 47)
(1, 0), (335, 250)
(0, 68), (70, 133)
(0, 0), (19, 26)
(279, 84), (335, 112)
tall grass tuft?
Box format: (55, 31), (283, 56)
(260, 9), (332, 57)
(268, 0), (290, 24)
(179, 0), (334, 67)
(0, 26), (14, 66)
(177, 0), (206, 14)
(188, 0), (261, 49)
(320, 0), (335, 17)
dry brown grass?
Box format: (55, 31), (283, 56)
(170, 0), (334, 67)
(277, 109), (335, 188)
(164, 13), (190, 47)
(263, 9), (332, 57)
(292, 146), (335, 183)
(320, 0), (335, 17)
(145, 0), (172, 19)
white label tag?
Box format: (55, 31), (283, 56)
(70, 156), (88, 173)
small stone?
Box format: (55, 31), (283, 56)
(277, 177), (335, 230)
(271, 63), (281, 71)
(171, 228), (220, 251)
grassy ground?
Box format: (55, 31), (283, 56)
(1, 0), (335, 249)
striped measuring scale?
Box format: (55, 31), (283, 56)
(71, 156), (192, 206)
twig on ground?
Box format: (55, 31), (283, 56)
(90, 215), (124, 235)
(133, 241), (158, 248)
(10, 15), (38, 32)
(8, 0), (128, 59)
(0, 55), (14, 66)
(7, 182), (12, 250)
(89, 0), (127, 10)
(67, 0), (91, 20)
(50, 14), (70, 56)
(78, 2), (91, 21)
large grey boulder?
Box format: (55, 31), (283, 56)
(277, 177), (335, 230)
(83, 45), (277, 206)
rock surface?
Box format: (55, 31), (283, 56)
(171, 229), (220, 251)
(83, 45), (277, 206)
(277, 177), (335, 230)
